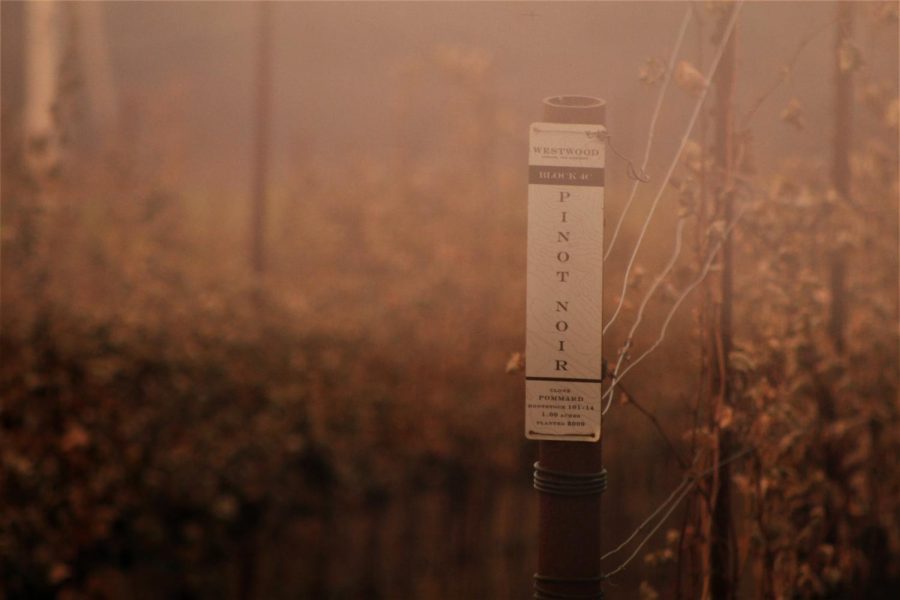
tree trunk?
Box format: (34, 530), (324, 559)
(23, 0), (63, 178)
(709, 5), (738, 599)
(829, 1), (853, 354)
(250, 2), (272, 276)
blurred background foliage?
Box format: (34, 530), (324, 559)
(1, 2), (899, 599)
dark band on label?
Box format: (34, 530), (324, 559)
(528, 165), (605, 187)
(526, 376), (603, 384)
(528, 431), (599, 438)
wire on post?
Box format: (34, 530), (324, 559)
(594, 131), (650, 183)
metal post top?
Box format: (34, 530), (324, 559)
(543, 95), (606, 125)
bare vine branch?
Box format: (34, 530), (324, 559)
(602, 446), (754, 579)
(618, 381), (689, 470)
(604, 0), (745, 337)
(603, 206), (747, 414)
(739, 15), (836, 128)
(605, 7), (692, 261)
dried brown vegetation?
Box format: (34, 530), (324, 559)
(2, 2), (899, 599)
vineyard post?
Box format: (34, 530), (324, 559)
(532, 96), (606, 600)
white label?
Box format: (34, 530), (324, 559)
(526, 122), (604, 442)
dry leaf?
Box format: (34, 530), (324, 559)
(704, 1), (730, 16)
(639, 57), (666, 85)
(213, 495), (238, 520)
(61, 423), (90, 452)
(707, 219), (727, 240)
(838, 41), (862, 73)
(629, 265), (646, 290)
(886, 98), (899, 129)
(674, 60), (708, 96)
(666, 528), (680, 545)
(49, 563), (71, 584)
(873, 2), (899, 23)
(780, 98), (806, 130)
(682, 139), (705, 173)
(639, 581), (660, 600)
(729, 350), (756, 373)
(733, 473), (752, 494)
(716, 405), (734, 429)
(861, 81), (889, 115)
(505, 351), (525, 374)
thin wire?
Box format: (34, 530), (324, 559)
(603, 207), (746, 414)
(603, 0), (744, 337)
(605, 217), (687, 409)
(604, 6), (692, 262)
(602, 446), (754, 579)
(611, 208), (746, 389)
(605, 134), (650, 182)
(601, 477), (691, 561)
(602, 413), (880, 581)
(603, 478), (695, 579)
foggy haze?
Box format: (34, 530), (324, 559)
(6, 1), (896, 187)
(2, 2), (899, 599)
